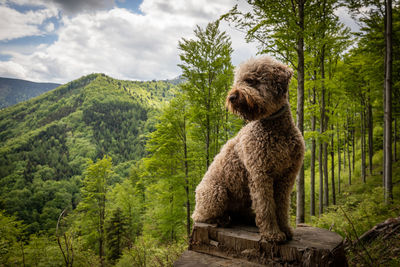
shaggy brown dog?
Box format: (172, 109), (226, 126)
(192, 56), (304, 242)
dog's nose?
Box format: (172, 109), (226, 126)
(229, 93), (238, 102)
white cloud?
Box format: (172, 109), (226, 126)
(44, 22), (55, 32)
(0, 5), (58, 40)
(0, 0), (258, 83)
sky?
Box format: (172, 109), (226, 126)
(0, 0), (358, 83)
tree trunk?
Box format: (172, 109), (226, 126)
(296, 0), (305, 225)
(331, 125), (336, 205)
(319, 142), (324, 215)
(183, 223), (348, 266)
(320, 44), (329, 208)
(384, 0), (393, 204)
(368, 92), (373, 175)
(323, 142), (329, 207)
(337, 123), (341, 194)
(361, 102), (366, 183)
(183, 116), (191, 241)
(395, 117), (397, 162)
(352, 120), (355, 172)
(343, 129), (346, 172)
(347, 117), (352, 185)
(206, 112), (210, 170)
(310, 86), (316, 217)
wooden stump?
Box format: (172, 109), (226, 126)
(174, 223), (347, 266)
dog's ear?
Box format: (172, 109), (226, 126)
(272, 65), (293, 96)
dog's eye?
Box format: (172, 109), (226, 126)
(244, 78), (258, 86)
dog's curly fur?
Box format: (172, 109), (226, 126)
(192, 56), (305, 242)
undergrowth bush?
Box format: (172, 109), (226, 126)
(115, 236), (186, 267)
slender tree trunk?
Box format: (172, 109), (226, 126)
(337, 123), (341, 194)
(310, 86), (316, 217)
(384, 0), (393, 204)
(296, 0), (305, 224)
(395, 118), (397, 162)
(331, 124), (336, 205)
(183, 116), (191, 241)
(383, 0), (387, 193)
(343, 130), (346, 172)
(321, 45), (329, 207)
(361, 102), (366, 183)
(347, 117), (352, 185)
(319, 142), (324, 215)
(323, 142), (329, 207)
(206, 113), (210, 170)
(319, 67), (325, 214)
(368, 91), (373, 175)
(352, 120), (355, 172)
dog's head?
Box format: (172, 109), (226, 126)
(226, 56), (293, 121)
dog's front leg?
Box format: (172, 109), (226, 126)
(247, 171), (286, 242)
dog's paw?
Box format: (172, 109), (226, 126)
(261, 230), (286, 243)
(214, 215), (231, 227)
(281, 226), (294, 241)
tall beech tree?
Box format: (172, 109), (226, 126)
(178, 21), (234, 171)
(384, 0), (393, 203)
(143, 92), (192, 242)
(77, 156), (112, 267)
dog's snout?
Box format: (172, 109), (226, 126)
(229, 93), (238, 102)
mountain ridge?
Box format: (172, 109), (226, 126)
(0, 76), (61, 109)
(0, 73), (179, 233)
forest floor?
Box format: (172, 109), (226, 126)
(309, 149), (400, 266)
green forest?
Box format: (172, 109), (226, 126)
(1, 0), (400, 266)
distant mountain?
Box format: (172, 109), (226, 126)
(0, 73), (178, 233)
(0, 77), (61, 109)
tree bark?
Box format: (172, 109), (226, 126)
(184, 223), (348, 266)
(331, 125), (336, 205)
(310, 86), (316, 217)
(368, 92), (373, 175)
(343, 128), (346, 172)
(361, 101), (366, 183)
(183, 115), (191, 241)
(384, 0), (393, 204)
(337, 123), (341, 194)
(296, 0), (305, 224)
(319, 104), (324, 215)
(347, 117), (352, 185)
(352, 119), (355, 172)
(395, 117), (397, 162)
(321, 45), (329, 208)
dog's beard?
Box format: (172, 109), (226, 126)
(226, 91), (265, 121)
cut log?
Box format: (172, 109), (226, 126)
(356, 216), (400, 245)
(175, 223), (347, 266)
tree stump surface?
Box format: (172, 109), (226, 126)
(174, 223), (347, 266)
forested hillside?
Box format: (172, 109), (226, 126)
(0, 77), (61, 109)
(0, 73), (177, 236)
(0, 1), (399, 266)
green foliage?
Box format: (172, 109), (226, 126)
(0, 73), (178, 234)
(106, 208), (129, 263)
(178, 20), (236, 169)
(2, 3), (400, 266)
(23, 234), (64, 267)
(75, 156), (112, 260)
(312, 187), (399, 238)
(0, 211), (25, 266)
(115, 236), (186, 267)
